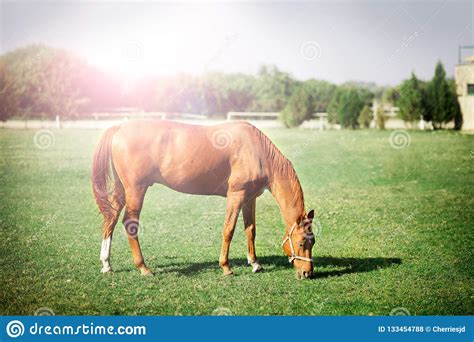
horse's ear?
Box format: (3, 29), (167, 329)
(307, 209), (315, 219)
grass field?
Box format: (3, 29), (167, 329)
(0, 127), (473, 316)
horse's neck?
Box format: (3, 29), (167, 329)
(270, 172), (305, 228)
(253, 125), (305, 227)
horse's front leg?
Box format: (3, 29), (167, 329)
(219, 192), (244, 276)
(242, 198), (263, 273)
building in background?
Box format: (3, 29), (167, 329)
(455, 55), (474, 130)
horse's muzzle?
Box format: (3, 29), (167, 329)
(297, 269), (313, 279)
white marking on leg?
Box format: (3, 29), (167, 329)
(251, 262), (263, 273)
(100, 237), (112, 273)
(248, 256), (262, 273)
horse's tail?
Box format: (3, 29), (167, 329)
(92, 125), (121, 220)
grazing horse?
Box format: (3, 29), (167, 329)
(92, 120), (316, 279)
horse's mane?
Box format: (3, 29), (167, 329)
(250, 125), (305, 215)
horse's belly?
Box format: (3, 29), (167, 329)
(155, 163), (230, 196)
(166, 179), (228, 196)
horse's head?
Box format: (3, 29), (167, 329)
(282, 209), (315, 279)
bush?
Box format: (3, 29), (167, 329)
(328, 88), (366, 129)
(426, 62), (459, 129)
(375, 107), (386, 129)
(358, 105), (373, 128)
(398, 72), (426, 124)
(280, 87), (313, 127)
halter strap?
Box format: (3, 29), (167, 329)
(281, 222), (314, 264)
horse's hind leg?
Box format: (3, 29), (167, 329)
(122, 185), (152, 276)
(242, 198), (263, 273)
(100, 184), (125, 273)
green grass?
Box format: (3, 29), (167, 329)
(0, 127), (473, 316)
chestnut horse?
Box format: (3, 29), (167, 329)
(92, 120), (316, 279)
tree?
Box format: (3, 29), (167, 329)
(398, 72), (425, 125)
(38, 50), (89, 118)
(0, 45), (92, 119)
(204, 72), (256, 115)
(375, 106), (386, 129)
(426, 62), (455, 129)
(382, 87), (400, 106)
(279, 86), (313, 127)
(0, 45), (52, 120)
(251, 65), (295, 112)
(449, 79), (463, 130)
(327, 89), (342, 124)
(301, 79), (337, 113)
(339, 89), (364, 129)
(328, 87), (366, 129)
(358, 105), (373, 128)
(0, 59), (19, 121)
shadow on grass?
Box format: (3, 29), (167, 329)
(153, 255), (401, 278)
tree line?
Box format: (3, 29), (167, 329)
(0, 44), (462, 129)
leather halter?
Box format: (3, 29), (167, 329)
(281, 221), (314, 264)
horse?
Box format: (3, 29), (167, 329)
(92, 120), (316, 279)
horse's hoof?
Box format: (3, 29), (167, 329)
(223, 269), (234, 276)
(101, 266), (112, 273)
(251, 263), (263, 273)
(140, 267), (154, 276)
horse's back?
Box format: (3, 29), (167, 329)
(111, 120), (269, 196)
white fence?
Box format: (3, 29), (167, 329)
(0, 117), (227, 130)
(0, 110), (448, 130)
(226, 112), (330, 130)
(0, 112), (217, 130)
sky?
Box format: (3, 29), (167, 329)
(1, 0), (473, 86)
